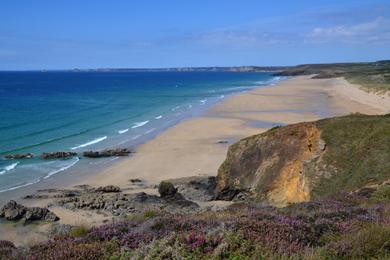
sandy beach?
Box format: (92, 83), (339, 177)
(1, 75), (389, 245)
(81, 75), (389, 190)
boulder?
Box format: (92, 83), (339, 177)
(3, 153), (34, 159)
(25, 207), (59, 222)
(40, 152), (77, 159)
(0, 200), (59, 222)
(0, 200), (26, 221)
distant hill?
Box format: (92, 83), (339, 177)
(68, 66), (290, 73)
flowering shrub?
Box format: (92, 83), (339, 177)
(1, 192), (389, 259)
(0, 240), (15, 258)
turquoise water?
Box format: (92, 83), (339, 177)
(0, 71), (279, 192)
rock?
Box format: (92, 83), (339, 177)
(214, 188), (242, 201)
(158, 182), (178, 198)
(82, 151), (100, 158)
(54, 190), (79, 198)
(188, 177), (216, 193)
(130, 178), (143, 183)
(83, 148), (131, 158)
(216, 140), (229, 144)
(23, 194), (49, 200)
(157, 182), (199, 209)
(96, 185), (121, 193)
(0, 200), (59, 222)
(40, 152), (77, 159)
(3, 153), (34, 159)
(25, 207), (59, 222)
(215, 122), (325, 206)
(0, 200), (26, 221)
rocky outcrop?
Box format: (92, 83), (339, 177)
(0, 201), (26, 221)
(215, 122), (322, 207)
(215, 114), (390, 207)
(39, 182), (200, 216)
(0, 200), (59, 222)
(157, 182), (199, 208)
(83, 148), (131, 158)
(95, 185), (121, 193)
(3, 153), (34, 159)
(40, 152), (77, 159)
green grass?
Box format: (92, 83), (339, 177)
(310, 113), (390, 198)
(70, 224), (90, 237)
(371, 185), (390, 203)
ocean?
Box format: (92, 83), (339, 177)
(0, 71), (280, 193)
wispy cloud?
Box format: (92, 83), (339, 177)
(306, 17), (390, 44)
(171, 4), (390, 48)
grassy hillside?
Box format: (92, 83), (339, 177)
(311, 113), (390, 198)
(276, 60), (390, 93)
(215, 114), (390, 205)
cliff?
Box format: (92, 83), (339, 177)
(215, 113), (390, 207)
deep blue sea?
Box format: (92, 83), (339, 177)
(0, 71), (279, 193)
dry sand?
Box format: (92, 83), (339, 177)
(82, 75), (389, 190)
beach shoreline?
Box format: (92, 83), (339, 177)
(1, 75), (389, 245)
(2, 75), (389, 203)
(80, 75), (389, 188)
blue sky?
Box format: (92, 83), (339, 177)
(1, 0), (390, 70)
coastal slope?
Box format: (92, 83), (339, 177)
(215, 113), (390, 207)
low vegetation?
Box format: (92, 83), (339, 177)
(311, 113), (390, 198)
(1, 189), (389, 259)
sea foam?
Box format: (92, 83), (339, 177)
(43, 157), (80, 179)
(0, 162), (19, 175)
(144, 128), (155, 135)
(132, 120), (149, 129)
(71, 136), (107, 150)
(118, 128), (129, 134)
(0, 180), (40, 193)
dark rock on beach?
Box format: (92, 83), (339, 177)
(3, 153), (34, 159)
(24, 207), (59, 222)
(0, 200), (59, 222)
(0, 201), (26, 221)
(95, 185), (121, 193)
(40, 152), (77, 159)
(83, 148), (131, 158)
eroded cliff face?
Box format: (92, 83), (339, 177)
(215, 122), (325, 207)
(215, 114), (390, 207)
